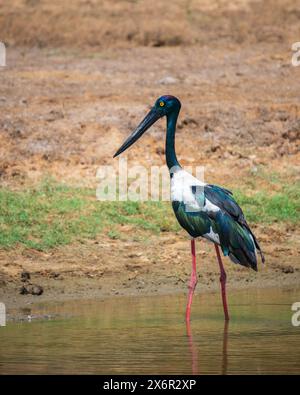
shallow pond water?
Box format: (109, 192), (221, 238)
(1, 287), (300, 374)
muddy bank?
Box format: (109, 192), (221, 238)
(1, 226), (299, 311)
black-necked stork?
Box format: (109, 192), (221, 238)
(114, 95), (265, 321)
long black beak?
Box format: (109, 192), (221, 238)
(113, 107), (162, 158)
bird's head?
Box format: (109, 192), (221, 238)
(113, 95), (181, 158)
(153, 95), (181, 116)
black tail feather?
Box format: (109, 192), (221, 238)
(249, 228), (265, 263)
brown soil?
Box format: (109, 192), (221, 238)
(1, 224), (300, 310)
(0, 0), (300, 310)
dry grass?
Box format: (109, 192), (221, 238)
(1, 0), (299, 49)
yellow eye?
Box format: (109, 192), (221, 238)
(159, 101), (165, 107)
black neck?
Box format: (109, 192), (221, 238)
(165, 109), (181, 170)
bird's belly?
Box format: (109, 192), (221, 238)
(172, 201), (213, 239)
(182, 225), (220, 245)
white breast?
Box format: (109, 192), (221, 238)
(170, 168), (221, 214)
(171, 169), (205, 212)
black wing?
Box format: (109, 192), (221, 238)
(204, 184), (265, 263)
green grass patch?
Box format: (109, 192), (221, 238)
(233, 183), (300, 224)
(0, 179), (299, 251)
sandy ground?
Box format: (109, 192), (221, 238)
(0, 0), (300, 310)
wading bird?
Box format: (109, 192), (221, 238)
(114, 95), (264, 321)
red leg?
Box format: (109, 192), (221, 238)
(186, 239), (197, 322)
(214, 244), (230, 321)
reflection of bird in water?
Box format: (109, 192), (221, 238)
(186, 320), (199, 375)
(186, 321), (229, 375)
(114, 95), (264, 322)
(222, 321), (229, 375)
